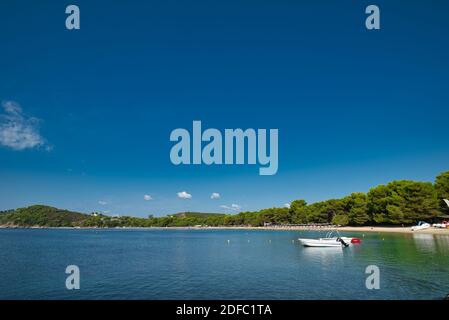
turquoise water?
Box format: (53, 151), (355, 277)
(0, 229), (448, 300)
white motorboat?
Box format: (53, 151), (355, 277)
(298, 238), (345, 247)
(411, 221), (431, 231)
(298, 230), (361, 247)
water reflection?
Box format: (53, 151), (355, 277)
(412, 233), (436, 253)
(299, 246), (345, 268)
(434, 235), (449, 254)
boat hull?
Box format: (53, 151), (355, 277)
(298, 238), (343, 247)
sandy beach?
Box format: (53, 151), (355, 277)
(140, 225), (449, 235)
(2, 224), (449, 235)
(193, 225), (449, 235)
(336, 226), (449, 235)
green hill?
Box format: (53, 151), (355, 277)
(0, 206), (227, 228)
(0, 206), (229, 228)
(0, 205), (89, 227)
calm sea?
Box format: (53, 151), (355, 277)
(0, 228), (448, 300)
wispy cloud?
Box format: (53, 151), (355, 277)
(144, 194), (153, 201)
(284, 203), (291, 208)
(220, 204), (241, 212)
(98, 200), (108, 205)
(210, 192), (220, 200)
(0, 101), (49, 151)
(177, 191), (192, 199)
(231, 204), (241, 211)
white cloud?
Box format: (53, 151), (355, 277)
(3, 101), (21, 114)
(220, 204), (242, 212)
(284, 203), (291, 208)
(98, 201), (107, 205)
(144, 194), (153, 201)
(177, 191), (192, 199)
(0, 101), (48, 151)
(210, 192), (220, 200)
(231, 204), (241, 210)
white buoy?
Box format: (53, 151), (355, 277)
(227, 240), (230, 244)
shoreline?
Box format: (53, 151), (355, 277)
(205, 225), (449, 235)
(336, 226), (449, 235)
(1, 225), (449, 235)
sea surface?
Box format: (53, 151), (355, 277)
(0, 228), (448, 300)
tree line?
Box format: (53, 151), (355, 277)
(86, 170), (449, 227)
(1, 170), (448, 228)
(228, 170), (449, 226)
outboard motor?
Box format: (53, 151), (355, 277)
(337, 237), (349, 247)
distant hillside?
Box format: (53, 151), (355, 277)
(173, 212), (226, 218)
(0, 205), (228, 228)
(0, 205), (89, 227)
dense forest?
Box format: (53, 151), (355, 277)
(1, 170), (448, 228)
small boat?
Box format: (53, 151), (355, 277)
(298, 230), (361, 248)
(299, 238), (344, 247)
(411, 221), (431, 231)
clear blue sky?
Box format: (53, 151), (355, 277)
(1, 0), (448, 216)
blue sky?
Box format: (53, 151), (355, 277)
(1, 0), (449, 216)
